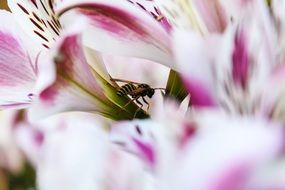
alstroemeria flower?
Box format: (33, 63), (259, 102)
(28, 30), (149, 120)
(52, 0), (233, 71)
(156, 0), (227, 34)
(15, 112), (153, 190)
(174, 0), (285, 123)
(0, 0), (65, 109)
(54, 0), (174, 68)
(1, 0), (149, 120)
(110, 107), (284, 190)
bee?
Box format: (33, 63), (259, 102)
(111, 78), (165, 112)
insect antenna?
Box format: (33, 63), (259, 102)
(154, 88), (166, 90)
(110, 78), (141, 84)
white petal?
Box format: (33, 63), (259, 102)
(8, 0), (62, 48)
(56, 0), (174, 68)
(0, 11), (38, 108)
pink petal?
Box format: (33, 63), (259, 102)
(56, 0), (173, 68)
(161, 114), (283, 190)
(184, 77), (217, 107)
(110, 120), (157, 167)
(0, 11), (37, 108)
(193, 0), (227, 33)
(212, 162), (250, 190)
(29, 32), (112, 119)
(133, 137), (156, 167)
(174, 30), (219, 107)
(125, 0), (172, 32)
(232, 29), (250, 90)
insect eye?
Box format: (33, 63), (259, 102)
(147, 89), (155, 98)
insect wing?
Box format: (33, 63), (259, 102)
(128, 86), (149, 96)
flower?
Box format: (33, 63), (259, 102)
(54, 0), (174, 67)
(53, 0), (229, 69)
(2, 1), (285, 190)
(110, 103), (284, 190)
(15, 111), (152, 190)
(1, 0), (150, 120)
(173, 0), (285, 124)
(29, 31), (149, 120)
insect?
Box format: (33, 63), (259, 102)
(111, 78), (165, 113)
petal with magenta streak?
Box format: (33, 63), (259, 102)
(0, 11), (38, 108)
(29, 32), (116, 120)
(56, 0), (174, 68)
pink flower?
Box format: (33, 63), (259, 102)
(1, 0), (150, 120)
(110, 104), (284, 190)
(15, 112), (152, 190)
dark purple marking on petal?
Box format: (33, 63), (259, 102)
(48, 0), (54, 13)
(17, 3), (29, 15)
(47, 20), (60, 35)
(28, 93), (35, 100)
(34, 30), (49, 42)
(32, 12), (43, 23)
(135, 125), (143, 136)
(52, 15), (62, 29)
(30, 0), (38, 8)
(136, 2), (147, 11)
(184, 78), (216, 107)
(132, 137), (156, 166)
(41, 19), (47, 27)
(59, 3), (148, 36)
(232, 29), (249, 90)
(30, 18), (44, 32)
(42, 43), (50, 49)
(39, 0), (50, 15)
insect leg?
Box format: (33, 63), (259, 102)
(115, 97), (137, 115)
(142, 97), (150, 111)
(134, 98), (144, 118)
(135, 98), (143, 108)
(123, 97), (138, 108)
